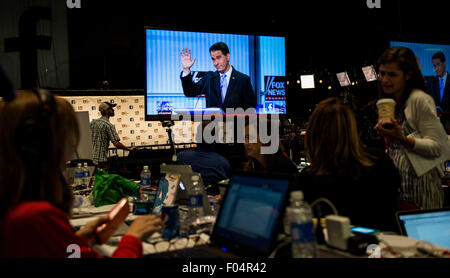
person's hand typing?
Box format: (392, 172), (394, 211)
(124, 214), (164, 241)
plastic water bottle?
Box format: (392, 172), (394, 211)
(74, 163), (83, 187)
(140, 165), (151, 186)
(287, 191), (318, 258)
(187, 174), (205, 219)
(82, 162), (90, 187)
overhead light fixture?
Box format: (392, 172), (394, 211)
(300, 74), (315, 89)
(336, 72), (351, 87)
(362, 65), (377, 82)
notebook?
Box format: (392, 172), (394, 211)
(396, 208), (450, 249)
(148, 171), (294, 258)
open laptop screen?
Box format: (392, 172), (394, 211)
(214, 174), (290, 253)
(398, 209), (450, 249)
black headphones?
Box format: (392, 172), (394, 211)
(15, 88), (55, 160)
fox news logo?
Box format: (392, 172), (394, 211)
(265, 76), (286, 97)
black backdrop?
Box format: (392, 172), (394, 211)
(2, 0), (449, 117)
(65, 0), (449, 89)
(66, 0), (392, 89)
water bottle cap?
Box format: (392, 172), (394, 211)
(143, 165), (149, 170)
(83, 162), (88, 166)
(77, 163), (82, 167)
(290, 190), (303, 200)
(191, 175), (199, 181)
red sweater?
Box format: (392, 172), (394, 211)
(0, 201), (142, 258)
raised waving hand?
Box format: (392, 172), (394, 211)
(180, 47), (196, 74)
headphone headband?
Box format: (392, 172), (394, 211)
(15, 88), (55, 160)
(32, 88), (55, 117)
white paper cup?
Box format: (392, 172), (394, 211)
(376, 98), (396, 125)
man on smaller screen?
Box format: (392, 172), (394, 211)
(180, 42), (256, 111)
(426, 51), (450, 111)
(90, 102), (135, 170)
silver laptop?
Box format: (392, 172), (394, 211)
(396, 208), (450, 249)
(153, 164), (212, 215)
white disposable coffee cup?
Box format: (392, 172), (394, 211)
(376, 98), (396, 123)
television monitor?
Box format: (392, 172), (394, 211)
(145, 27), (287, 120)
(390, 41), (450, 77)
(362, 65), (377, 82)
(390, 41), (450, 111)
(300, 74), (315, 89)
(336, 71), (351, 87)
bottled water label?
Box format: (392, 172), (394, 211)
(291, 221), (316, 243)
(141, 177), (150, 186)
(75, 171), (83, 179)
(73, 196), (83, 208)
(188, 194), (203, 207)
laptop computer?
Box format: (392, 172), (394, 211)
(160, 164), (193, 175)
(396, 208), (450, 249)
(146, 171), (294, 258)
(153, 164), (212, 216)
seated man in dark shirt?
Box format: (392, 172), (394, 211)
(177, 143), (230, 195)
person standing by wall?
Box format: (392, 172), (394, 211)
(90, 101), (135, 170)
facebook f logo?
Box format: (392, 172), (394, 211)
(367, 0), (381, 9)
(66, 0), (81, 9)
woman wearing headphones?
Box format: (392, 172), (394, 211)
(0, 90), (163, 257)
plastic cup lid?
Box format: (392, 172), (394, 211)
(376, 98), (396, 105)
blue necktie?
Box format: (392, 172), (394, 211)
(440, 77), (445, 102)
(221, 73), (227, 103)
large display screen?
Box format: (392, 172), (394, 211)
(145, 28), (287, 120)
(390, 41), (450, 77)
(390, 41), (450, 111)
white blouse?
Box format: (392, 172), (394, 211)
(403, 89), (450, 176)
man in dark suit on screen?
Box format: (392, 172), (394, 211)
(179, 42), (256, 111)
(426, 51), (450, 111)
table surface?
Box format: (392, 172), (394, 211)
(70, 202), (450, 258)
